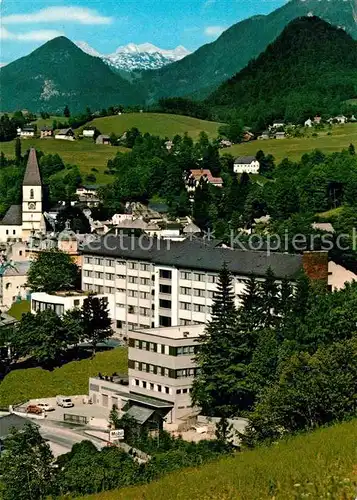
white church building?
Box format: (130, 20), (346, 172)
(0, 148), (46, 242)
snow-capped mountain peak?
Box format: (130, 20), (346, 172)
(75, 41), (102, 58)
(75, 40), (191, 72)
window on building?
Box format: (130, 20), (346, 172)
(140, 263), (150, 271)
(117, 274), (126, 280)
(30, 189), (34, 199)
(95, 258), (103, 266)
(159, 269), (172, 279)
(105, 287), (114, 294)
(140, 277), (150, 285)
(142, 381), (147, 389)
(176, 389), (182, 394)
(180, 271), (191, 280)
(180, 287), (191, 295)
(159, 299), (171, 309)
(179, 302), (191, 311)
(95, 272), (103, 279)
(134, 361), (140, 370)
(207, 274), (217, 284)
(73, 299), (80, 307)
(128, 290), (138, 298)
(117, 288), (125, 293)
(116, 320), (123, 329)
(193, 273), (204, 282)
(129, 262), (138, 270)
(193, 304), (205, 313)
(157, 385), (162, 392)
(139, 307), (150, 317)
(105, 273), (114, 281)
(129, 276), (138, 284)
(159, 284), (172, 294)
(159, 316), (171, 327)
(150, 383), (154, 390)
(140, 291), (149, 299)
(116, 260), (125, 266)
(12, 230), (16, 235)
(149, 342), (156, 352)
(193, 288), (205, 297)
(106, 259), (114, 267)
(135, 379), (140, 386)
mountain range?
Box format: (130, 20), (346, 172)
(1, 0), (357, 113)
(75, 42), (190, 71)
(141, 0), (357, 101)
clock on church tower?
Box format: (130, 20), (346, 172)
(22, 148), (43, 241)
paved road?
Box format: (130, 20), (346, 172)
(38, 420), (106, 457)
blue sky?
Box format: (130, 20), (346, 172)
(1, 0), (287, 64)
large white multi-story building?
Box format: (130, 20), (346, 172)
(88, 323), (204, 424)
(81, 236), (304, 335)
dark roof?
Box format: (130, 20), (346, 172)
(0, 414), (32, 439)
(22, 126), (35, 132)
(234, 156), (257, 164)
(126, 405), (155, 425)
(81, 235), (303, 279)
(40, 126), (53, 131)
(57, 128), (73, 135)
(0, 205), (22, 226)
(23, 148), (41, 186)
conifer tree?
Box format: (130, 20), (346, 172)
(238, 274), (262, 330)
(192, 264), (254, 416)
(259, 267), (280, 328)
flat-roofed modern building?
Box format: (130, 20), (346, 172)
(128, 324), (204, 423)
(88, 323), (204, 425)
(80, 235), (310, 336)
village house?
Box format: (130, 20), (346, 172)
(17, 126), (35, 138)
(275, 131), (286, 139)
(186, 169), (223, 192)
(55, 128), (75, 141)
(328, 115), (348, 125)
(258, 131), (270, 140)
(83, 128), (95, 138)
(96, 134), (111, 145)
(270, 120), (285, 130)
(304, 118), (313, 128)
(0, 261), (30, 309)
(75, 185), (101, 206)
(314, 116), (322, 124)
(242, 130), (255, 142)
(219, 139), (233, 148)
(233, 156), (260, 174)
(40, 126), (53, 138)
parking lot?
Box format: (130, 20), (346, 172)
(20, 395), (111, 424)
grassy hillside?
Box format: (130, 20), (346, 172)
(223, 124), (357, 162)
(82, 419), (357, 500)
(0, 347), (127, 407)
(0, 139), (129, 183)
(84, 113), (223, 140)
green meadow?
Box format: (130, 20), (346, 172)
(83, 112), (223, 140)
(83, 419), (357, 500)
(0, 347), (127, 407)
(224, 123), (357, 162)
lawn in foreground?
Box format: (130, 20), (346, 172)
(0, 347), (127, 407)
(224, 123), (357, 162)
(83, 113), (223, 140)
(83, 419), (357, 500)
(0, 139), (129, 183)
(8, 300), (30, 320)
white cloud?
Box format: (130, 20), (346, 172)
(2, 6), (113, 25)
(204, 25), (226, 37)
(0, 26), (63, 42)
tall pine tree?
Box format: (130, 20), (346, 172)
(192, 264), (254, 416)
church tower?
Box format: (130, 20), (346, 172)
(22, 148), (44, 241)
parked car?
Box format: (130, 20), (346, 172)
(26, 405), (42, 415)
(37, 402), (55, 412)
(56, 396), (74, 408)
